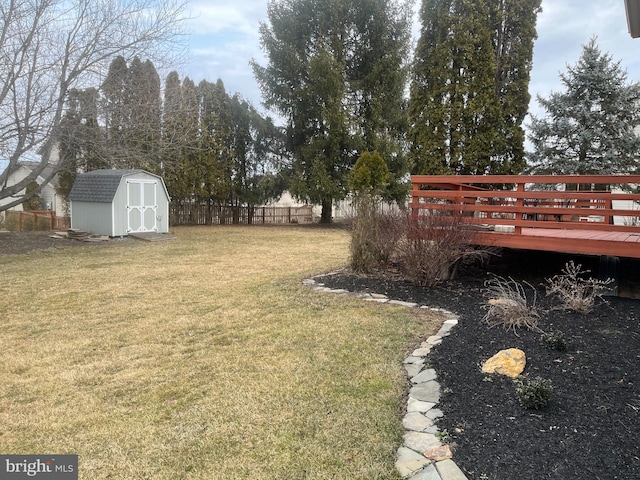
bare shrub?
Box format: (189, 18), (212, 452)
(375, 207), (407, 267)
(545, 261), (613, 314)
(482, 275), (541, 332)
(396, 209), (480, 287)
(350, 200), (407, 273)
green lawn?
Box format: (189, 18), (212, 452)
(0, 226), (442, 479)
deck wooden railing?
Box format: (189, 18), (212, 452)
(409, 175), (640, 257)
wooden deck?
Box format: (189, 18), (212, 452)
(410, 175), (640, 259)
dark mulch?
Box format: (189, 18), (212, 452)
(320, 250), (640, 480)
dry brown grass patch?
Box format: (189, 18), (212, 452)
(0, 225), (443, 479)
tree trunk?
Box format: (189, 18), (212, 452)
(320, 199), (333, 224)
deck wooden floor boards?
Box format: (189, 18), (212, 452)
(473, 228), (640, 258)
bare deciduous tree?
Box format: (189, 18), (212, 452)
(0, 0), (186, 212)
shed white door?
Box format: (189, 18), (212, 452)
(126, 179), (158, 233)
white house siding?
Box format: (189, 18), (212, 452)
(0, 165), (64, 214)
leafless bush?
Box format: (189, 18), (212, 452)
(375, 207), (407, 267)
(482, 275), (541, 332)
(396, 209), (481, 287)
(545, 261), (613, 314)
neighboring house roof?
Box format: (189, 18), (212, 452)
(69, 169), (168, 203)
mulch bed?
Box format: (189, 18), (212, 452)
(320, 250), (640, 480)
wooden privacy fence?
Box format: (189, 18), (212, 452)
(4, 210), (69, 231)
(170, 202), (314, 226)
(410, 175), (640, 258)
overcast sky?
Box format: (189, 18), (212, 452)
(2, 0), (637, 173)
(182, 0), (640, 135)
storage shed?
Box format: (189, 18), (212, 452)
(69, 169), (170, 236)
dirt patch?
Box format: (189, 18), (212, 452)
(0, 230), (126, 256)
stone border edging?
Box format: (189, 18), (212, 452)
(304, 271), (469, 480)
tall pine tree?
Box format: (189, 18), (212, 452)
(101, 56), (162, 169)
(253, 0), (412, 222)
(409, 0), (540, 176)
(528, 38), (640, 175)
(162, 72), (200, 201)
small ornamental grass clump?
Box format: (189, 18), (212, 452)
(515, 376), (554, 410)
(545, 261), (613, 314)
(482, 275), (541, 332)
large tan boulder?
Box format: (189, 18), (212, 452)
(481, 348), (526, 378)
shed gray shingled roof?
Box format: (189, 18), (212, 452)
(69, 169), (145, 203)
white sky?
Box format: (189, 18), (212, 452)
(182, 0), (640, 135)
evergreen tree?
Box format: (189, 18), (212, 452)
(528, 38), (640, 175)
(253, 0), (413, 222)
(162, 73), (285, 214)
(196, 79), (233, 213)
(101, 56), (162, 169)
(102, 56), (131, 166)
(409, 0), (540, 176)
(230, 95), (288, 211)
(491, 0), (541, 173)
(128, 58), (162, 172)
(162, 73), (199, 201)
(57, 87), (105, 207)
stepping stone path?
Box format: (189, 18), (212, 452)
(305, 272), (469, 480)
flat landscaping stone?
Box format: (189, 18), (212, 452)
(402, 411), (434, 432)
(389, 299), (419, 308)
(408, 464), (442, 480)
(436, 322), (458, 336)
(405, 363), (423, 378)
(411, 346), (432, 357)
(410, 380), (440, 403)
(407, 398), (437, 413)
(411, 368), (437, 384)
(435, 459), (468, 480)
(404, 431), (441, 452)
(313, 286), (332, 292)
(403, 356), (426, 365)
(395, 447), (431, 478)
(426, 408), (444, 420)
